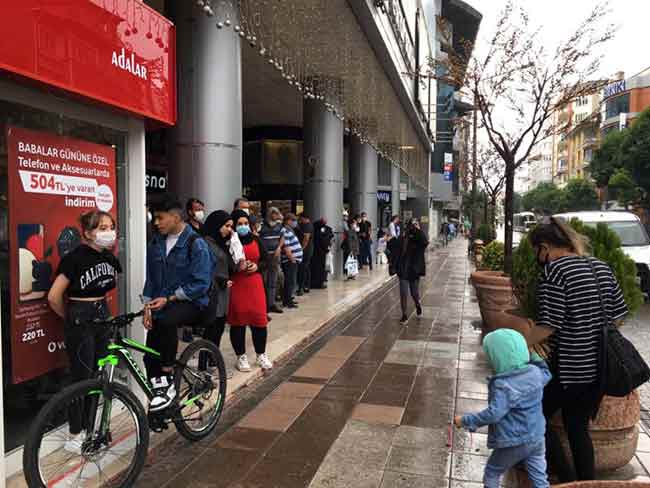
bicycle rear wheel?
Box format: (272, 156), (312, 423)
(173, 339), (227, 441)
(23, 379), (149, 488)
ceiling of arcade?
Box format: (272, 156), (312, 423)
(232, 0), (430, 187)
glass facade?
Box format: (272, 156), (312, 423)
(0, 98), (128, 452)
(605, 93), (630, 119)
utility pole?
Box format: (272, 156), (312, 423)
(471, 95), (478, 239)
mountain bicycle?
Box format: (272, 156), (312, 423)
(22, 310), (227, 488)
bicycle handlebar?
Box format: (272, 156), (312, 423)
(90, 310), (144, 329)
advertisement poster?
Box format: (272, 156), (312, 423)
(7, 126), (117, 384)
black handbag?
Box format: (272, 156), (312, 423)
(588, 258), (650, 397)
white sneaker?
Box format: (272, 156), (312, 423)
(149, 376), (176, 412)
(63, 431), (86, 455)
(256, 353), (273, 371)
(236, 355), (252, 372)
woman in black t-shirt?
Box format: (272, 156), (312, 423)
(47, 210), (121, 451)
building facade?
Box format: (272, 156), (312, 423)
(524, 139), (554, 192)
(601, 69), (650, 135)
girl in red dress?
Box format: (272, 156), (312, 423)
(227, 210), (272, 372)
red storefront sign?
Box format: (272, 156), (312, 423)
(7, 126), (118, 384)
(0, 0), (176, 125)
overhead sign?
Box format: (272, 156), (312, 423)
(444, 153), (453, 164)
(7, 126), (118, 384)
(603, 80), (626, 99)
(0, 1), (176, 125)
(377, 191), (391, 203)
(146, 169), (168, 193)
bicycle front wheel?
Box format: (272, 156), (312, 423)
(174, 339), (227, 441)
(23, 379), (149, 488)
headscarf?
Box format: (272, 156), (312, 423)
(231, 209), (254, 245)
(482, 329), (530, 375)
(202, 210), (232, 254)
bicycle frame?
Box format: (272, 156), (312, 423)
(97, 335), (159, 400)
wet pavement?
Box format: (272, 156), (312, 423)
(135, 239), (650, 487)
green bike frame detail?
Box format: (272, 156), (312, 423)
(98, 338), (160, 398)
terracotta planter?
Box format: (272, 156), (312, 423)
(506, 393), (641, 487)
(550, 392), (640, 473)
(470, 271), (520, 333)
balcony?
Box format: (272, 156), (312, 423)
(582, 137), (598, 150)
(556, 160), (568, 174)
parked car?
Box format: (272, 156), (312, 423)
(554, 211), (650, 297)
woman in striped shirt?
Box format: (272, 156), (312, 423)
(528, 217), (628, 482)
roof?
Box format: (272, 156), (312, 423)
(554, 211), (641, 223)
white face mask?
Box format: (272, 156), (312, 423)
(194, 210), (205, 223)
(95, 230), (116, 249)
(147, 211), (153, 224)
(242, 208), (250, 216)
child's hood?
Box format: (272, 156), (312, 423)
(483, 329), (530, 375)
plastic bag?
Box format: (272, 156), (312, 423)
(345, 255), (359, 277)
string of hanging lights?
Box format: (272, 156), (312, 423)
(197, 0), (430, 187)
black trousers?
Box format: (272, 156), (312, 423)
(543, 378), (602, 482)
(311, 250), (327, 288)
(144, 302), (202, 379)
(282, 261), (298, 305)
(298, 250), (313, 291)
(230, 326), (267, 356)
(360, 239), (372, 268)
(64, 300), (110, 434)
(399, 278), (421, 315)
(203, 315), (226, 349)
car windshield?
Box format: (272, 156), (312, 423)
(584, 221), (650, 247)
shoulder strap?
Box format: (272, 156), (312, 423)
(587, 257), (610, 328)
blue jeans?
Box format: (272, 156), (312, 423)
(484, 440), (549, 488)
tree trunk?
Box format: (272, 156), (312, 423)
(483, 193), (489, 225)
(504, 160), (516, 274)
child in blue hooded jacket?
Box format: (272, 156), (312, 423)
(454, 329), (552, 488)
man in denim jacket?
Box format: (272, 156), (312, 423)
(142, 195), (215, 412)
(455, 329), (552, 488)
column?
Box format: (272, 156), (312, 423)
(391, 163), (401, 218)
(349, 136), (378, 225)
(303, 99), (344, 278)
(168, 1), (242, 211)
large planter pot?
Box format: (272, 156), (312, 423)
(506, 392), (641, 487)
(470, 271), (521, 334)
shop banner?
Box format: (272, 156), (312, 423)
(7, 126), (117, 384)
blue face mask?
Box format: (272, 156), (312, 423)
(236, 225), (251, 237)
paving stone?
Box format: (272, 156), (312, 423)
(293, 356), (348, 380)
(385, 445), (450, 477)
(352, 403), (405, 426)
(451, 452), (488, 483)
(316, 335), (366, 359)
(452, 430), (489, 457)
(392, 425), (447, 450)
(379, 471), (446, 488)
(215, 427), (281, 452)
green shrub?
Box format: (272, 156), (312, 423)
(511, 220), (644, 319)
(568, 220), (644, 316)
(477, 224), (496, 244)
(511, 237), (541, 320)
(481, 241), (505, 271)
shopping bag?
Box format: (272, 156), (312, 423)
(345, 255), (359, 277)
(325, 251), (334, 274)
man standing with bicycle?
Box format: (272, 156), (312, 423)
(142, 195), (215, 412)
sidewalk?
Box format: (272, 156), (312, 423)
(220, 261), (394, 402)
(137, 238), (650, 487)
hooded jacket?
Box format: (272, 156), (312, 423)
(461, 329), (552, 449)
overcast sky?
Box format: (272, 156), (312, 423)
(464, 0), (649, 80)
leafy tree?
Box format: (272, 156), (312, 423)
(590, 129), (625, 187)
(608, 168), (640, 209)
(621, 108), (650, 207)
(461, 189), (487, 223)
(561, 178), (600, 212)
(521, 183), (564, 214)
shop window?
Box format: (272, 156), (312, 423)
(0, 99), (128, 452)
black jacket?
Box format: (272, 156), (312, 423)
(387, 228), (429, 280)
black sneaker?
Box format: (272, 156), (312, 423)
(400, 315), (408, 324)
(270, 305), (284, 314)
(416, 304), (422, 316)
(149, 376), (176, 412)
(296, 289), (304, 297)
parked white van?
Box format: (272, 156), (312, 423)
(554, 211), (650, 296)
